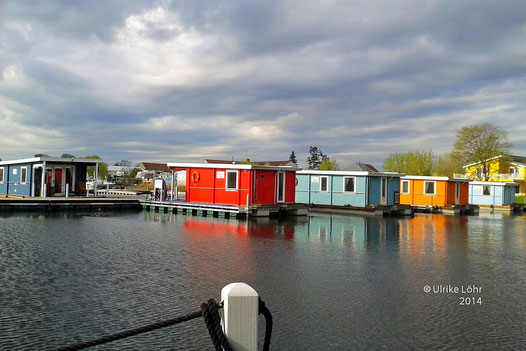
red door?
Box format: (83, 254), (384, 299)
(55, 169), (62, 193)
(255, 170), (276, 204)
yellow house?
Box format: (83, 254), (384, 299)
(463, 155), (526, 204)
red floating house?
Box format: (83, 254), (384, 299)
(167, 161), (307, 216)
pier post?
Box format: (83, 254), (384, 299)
(66, 183), (69, 198)
(221, 282), (259, 351)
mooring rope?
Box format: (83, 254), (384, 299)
(259, 298), (273, 351)
(55, 298), (273, 351)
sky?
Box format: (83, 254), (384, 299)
(1, 0), (525, 168)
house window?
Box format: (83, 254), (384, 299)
(343, 177), (355, 192)
(20, 167), (27, 184)
(320, 176), (328, 192)
(483, 185), (491, 196)
(401, 180), (410, 194)
(424, 181), (435, 195)
(226, 170), (238, 190)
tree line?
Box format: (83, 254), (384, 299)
(287, 122), (512, 179)
(382, 123), (512, 180)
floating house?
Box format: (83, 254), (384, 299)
(0, 157), (100, 197)
(295, 167), (411, 215)
(463, 154), (526, 204)
(399, 176), (476, 214)
(468, 181), (518, 207)
(166, 161), (306, 216)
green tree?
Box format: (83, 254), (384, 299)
(453, 123), (512, 181)
(434, 152), (464, 178)
(306, 146), (327, 169)
(288, 151), (298, 166)
(383, 151), (435, 175)
(83, 155), (109, 179)
(319, 158), (340, 170)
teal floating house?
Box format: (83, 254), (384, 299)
(296, 163), (403, 207)
(0, 157), (100, 198)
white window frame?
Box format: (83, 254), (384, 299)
(20, 166), (28, 184)
(0, 167), (4, 183)
(343, 176), (356, 193)
(401, 180), (410, 194)
(482, 185), (491, 196)
(225, 170), (238, 191)
(320, 176), (329, 192)
(424, 181), (436, 195)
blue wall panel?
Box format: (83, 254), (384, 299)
(5, 163), (32, 196)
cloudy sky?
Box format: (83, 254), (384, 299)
(1, 0), (525, 167)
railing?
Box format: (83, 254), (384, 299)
(454, 173), (523, 181)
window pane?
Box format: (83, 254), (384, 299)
(345, 178), (354, 192)
(227, 172), (237, 189)
(0, 168), (3, 182)
(425, 182), (434, 194)
(402, 181), (409, 193)
(21, 168), (27, 183)
(321, 177), (327, 191)
(483, 186), (491, 196)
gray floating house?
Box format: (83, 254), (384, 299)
(296, 163), (403, 207)
(0, 157), (100, 197)
(468, 181), (518, 207)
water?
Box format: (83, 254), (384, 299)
(1, 211), (525, 350)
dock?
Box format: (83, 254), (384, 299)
(142, 200), (309, 218)
(415, 204), (480, 215)
(307, 204), (414, 217)
(0, 197), (142, 211)
(476, 203), (526, 213)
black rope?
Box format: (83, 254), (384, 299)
(55, 297), (273, 351)
(201, 299), (232, 351)
(56, 310), (203, 351)
(259, 298), (273, 351)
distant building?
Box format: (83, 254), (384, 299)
(137, 162), (172, 181)
(344, 162), (379, 172)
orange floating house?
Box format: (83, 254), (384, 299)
(399, 176), (477, 214)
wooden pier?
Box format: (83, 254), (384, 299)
(141, 200), (309, 218)
(0, 197), (142, 211)
(307, 204), (414, 217)
(415, 204), (480, 215)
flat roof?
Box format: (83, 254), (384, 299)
(401, 175), (470, 182)
(469, 181), (518, 186)
(297, 170), (404, 177)
(0, 157), (100, 166)
(167, 162), (301, 171)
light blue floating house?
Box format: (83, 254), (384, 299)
(0, 157), (100, 198)
(468, 181), (518, 207)
(296, 163), (403, 208)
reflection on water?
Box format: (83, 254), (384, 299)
(1, 211), (525, 350)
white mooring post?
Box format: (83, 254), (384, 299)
(221, 283), (259, 351)
(66, 183), (69, 198)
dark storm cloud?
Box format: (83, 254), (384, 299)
(0, 0), (525, 165)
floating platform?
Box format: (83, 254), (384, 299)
(141, 200), (309, 218)
(477, 204), (526, 213)
(415, 204), (480, 215)
(307, 204), (414, 217)
(0, 197), (142, 212)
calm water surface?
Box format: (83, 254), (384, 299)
(1, 211), (525, 350)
